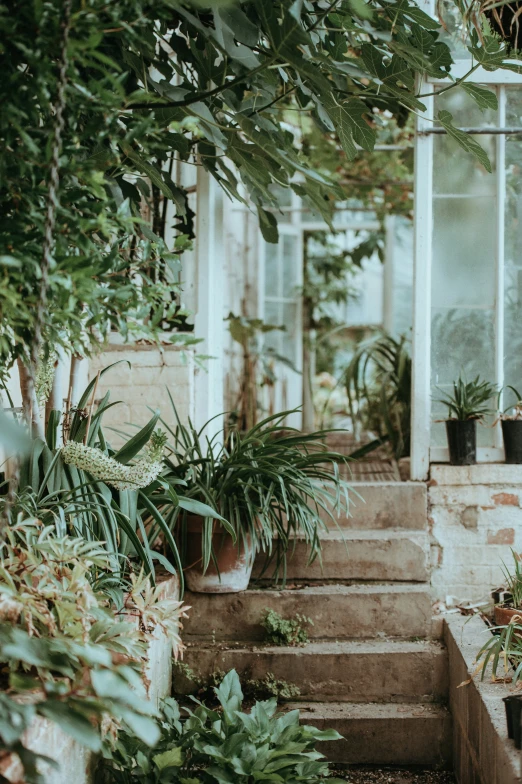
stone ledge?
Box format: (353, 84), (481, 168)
(431, 464), (522, 486)
(444, 613), (522, 784)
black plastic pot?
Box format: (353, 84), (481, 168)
(503, 695), (522, 749)
(445, 419), (477, 466)
(502, 420), (522, 464)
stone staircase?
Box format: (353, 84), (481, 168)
(180, 481), (452, 768)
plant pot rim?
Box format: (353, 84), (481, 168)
(444, 417), (480, 422)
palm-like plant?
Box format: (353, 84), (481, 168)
(160, 399), (353, 582)
(343, 332), (411, 459)
(437, 374), (497, 421)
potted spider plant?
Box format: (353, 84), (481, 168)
(161, 409), (352, 593)
(437, 374), (497, 466)
(499, 386), (522, 464)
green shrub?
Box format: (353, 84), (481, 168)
(102, 669), (343, 783)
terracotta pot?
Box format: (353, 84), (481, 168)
(494, 605), (522, 627)
(183, 516), (254, 594)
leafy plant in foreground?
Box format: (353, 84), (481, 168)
(102, 669), (343, 783)
(437, 374), (497, 421)
(262, 609), (313, 647)
(0, 517), (189, 782)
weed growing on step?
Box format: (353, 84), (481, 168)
(262, 608), (313, 646)
(172, 662), (301, 702)
(249, 672), (301, 700)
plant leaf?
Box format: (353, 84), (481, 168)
(437, 110), (492, 172)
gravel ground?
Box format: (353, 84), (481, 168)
(331, 769), (455, 783)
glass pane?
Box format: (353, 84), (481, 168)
(504, 90), (522, 399)
(281, 303), (298, 362)
(437, 0), (472, 61)
(432, 198), (496, 309)
(391, 216), (414, 336)
(282, 234), (298, 296)
(431, 307), (495, 386)
(504, 266), (522, 396)
(264, 244), (279, 298)
(433, 89), (496, 196)
(431, 308), (496, 447)
(268, 183), (292, 209)
(434, 88), (497, 129)
(433, 135), (496, 196)
(506, 87), (522, 125)
(263, 301), (281, 352)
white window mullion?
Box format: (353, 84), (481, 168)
(495, 87), (507, 449)
(412, 87), (434, 480)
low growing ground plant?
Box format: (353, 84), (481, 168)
(262, 609), (313, 647)
(101, 669), (342, 783)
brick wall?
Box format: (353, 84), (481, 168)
(89, 340), (195, 446)
(429, 465), (522, 602)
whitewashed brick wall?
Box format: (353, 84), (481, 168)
(89, 340), (195, 446)
(429, 464), (522, 603)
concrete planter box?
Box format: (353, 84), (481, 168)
(1, 574), (180, 784)
(445, 612), (522, 783)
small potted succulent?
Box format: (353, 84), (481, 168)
(161, 410), (352, 594)
(499, 386), (522, 464)
(437, 374), (497, 465)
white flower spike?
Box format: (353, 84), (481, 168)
(62, 429), (167, 491)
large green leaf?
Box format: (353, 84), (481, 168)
(113, 413), (160, 465)
(461, 83), (498, 111)
(437, 110), (492, 173)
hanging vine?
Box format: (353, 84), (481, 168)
(22, 0), (72, 436)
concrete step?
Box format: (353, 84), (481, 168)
(289, 701), (452, 767)
(176, 639), (448, 703)
(253, 529), (429, 583)
(331, 481), (427, 530)
(183, 583), (432, 641)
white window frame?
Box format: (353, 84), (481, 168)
(259, 222), (304, 428)
(411, 2), (522, 478)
